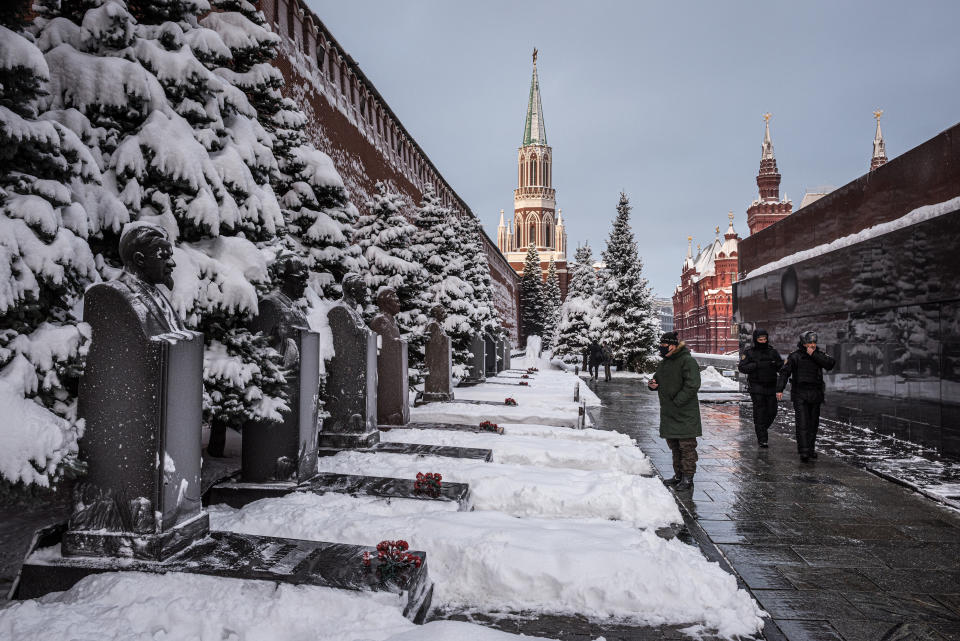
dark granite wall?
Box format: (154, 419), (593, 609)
(735, 209), (960, 456)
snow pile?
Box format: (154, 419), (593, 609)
(315, 451), (677, 527)
(0, 571), (547, 641)
(699, 366), (739, 391)
(209, 493), (764, 638)
(380, 427), (652, 476)
(411, 400), (581, 428)
(746, 195), (960, 279)
(0, 377), (80, 486)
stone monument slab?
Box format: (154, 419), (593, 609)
(65, 224), (208, 561)
(423, 306), (454, 402)
(466, 334), (486, 382)
(484, 334), (497, 376)
(370, 288), (409, 426)
(320, 275), (379, 449)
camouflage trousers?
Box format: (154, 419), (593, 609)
(665, 437), (698, 476)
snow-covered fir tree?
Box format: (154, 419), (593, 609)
(541, 257), (561, 350)
(411, 185), (473, 375)
(30, 0), (289, 458)
(519, 241), (545, 343)
(462, 216), (500, 340)
(553, 244), (599, 363)
(0, 19), (105, 487)
(354, 181), (429, 381)
(600, 193), (658, 370)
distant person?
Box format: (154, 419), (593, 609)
(648, 332), (702, 490)
(586, 339), (603, 382)
(738, 329), (784, 448)
(777, 331), (836, 462)
(601, 342), (613, 382)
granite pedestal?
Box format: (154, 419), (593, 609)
(423, 318), (454, 402)
(466, 334), (486, 382)
(321, 296), (380, 450)
(484, 334), (497, 376)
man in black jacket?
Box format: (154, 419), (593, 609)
(738, 329), (783, 448)
(777, 331), (836, 462)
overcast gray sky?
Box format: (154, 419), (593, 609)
(307, 0), (960, 298)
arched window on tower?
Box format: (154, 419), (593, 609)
(529, 221), (537, 247)
(274, 0), (280, 26)
(544, 218), (552, 248)
(515, 216), (523, 246)
(531, 155), (538, 186)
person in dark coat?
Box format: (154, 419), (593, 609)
(586, 339), (604, 382)
(738, 328), (783, 447)
(601, 342), (613, 382)
(777, 330), (836, 462)
(648, 332), (702, 490)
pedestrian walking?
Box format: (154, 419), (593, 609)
(776, 331), (836, 462)
(602, 342), (613, 382)
(738, 328), (783, 448)
(648, 332), (701, 490)
(586, 339), (603, 382)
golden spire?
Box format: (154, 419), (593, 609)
(715, 226), (720, 235)
(874, 109), (884, 121)
(728, 211), (735, 224)
(762, 113), (771, 123)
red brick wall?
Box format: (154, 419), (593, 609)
(259, 0), (521, 342)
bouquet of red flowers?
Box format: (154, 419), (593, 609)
(527, 367), (539, 373)
(521, 374), (530, 379)
(363, 540), (423, 583)
(519, 381), (529, 386)
(414, 472), (442, 496)
(479, 420), (504, 434)
(504, 398), (518, 406)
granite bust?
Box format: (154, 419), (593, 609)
(68, 222), (208, 561)
(321, 274), (380, 448)
(241, 255), (322, 482)
(370, 287), (410, 425)
(423, 304), (454, 402)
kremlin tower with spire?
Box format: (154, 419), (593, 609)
(497, 50), (569, 297)
(746, 114), (793, 235)
(870, 109), (888, 170)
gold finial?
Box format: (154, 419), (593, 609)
(697, 243), (701, 252)
(533, 48), (538, 64)
(728, 211), (735, 222)
(762, 113), (772, 123)
(873, 109), (883, 121)
(715, 225), (720, 234)
(687, 235), (692, 242)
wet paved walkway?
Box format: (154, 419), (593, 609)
(592, 378), (960, 641)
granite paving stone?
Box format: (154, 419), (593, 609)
(589, 378), (960, 641)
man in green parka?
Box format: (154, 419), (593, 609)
(647, 331), (702, 490)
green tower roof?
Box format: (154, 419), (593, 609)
(522, 49), (547, 147)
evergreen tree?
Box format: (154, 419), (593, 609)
(554, 244), (598, 362)
(600, 193), (658, 370)
(411, 186), (473, 376)
(462, 216), (500, 339)
(31, 0), (288, 456)
(542, 257), (561, 350)
(0, 21), (103, 485)
(354, 182), (429, 381)
(519, 241), (545, 343)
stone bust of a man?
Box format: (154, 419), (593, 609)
(370, 287), (401, 339)
(340, 273), (368, 323)
(113, 222), (184, 336)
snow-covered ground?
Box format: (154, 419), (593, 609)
(5, 362), (764, 640)
(410, 400), (582, 428)
(699, 366), (739, 391)
(0, 571), (548, 641)
(315, 451), (675, 526)
(380, 426), (653, 475)
(209, 493), (763, 638)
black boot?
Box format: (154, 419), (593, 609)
(675, 474), (694, 490)
(663, 473), (682, 487)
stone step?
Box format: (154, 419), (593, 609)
(205, 472), (471, 510)
(15, 526), (432, 622)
